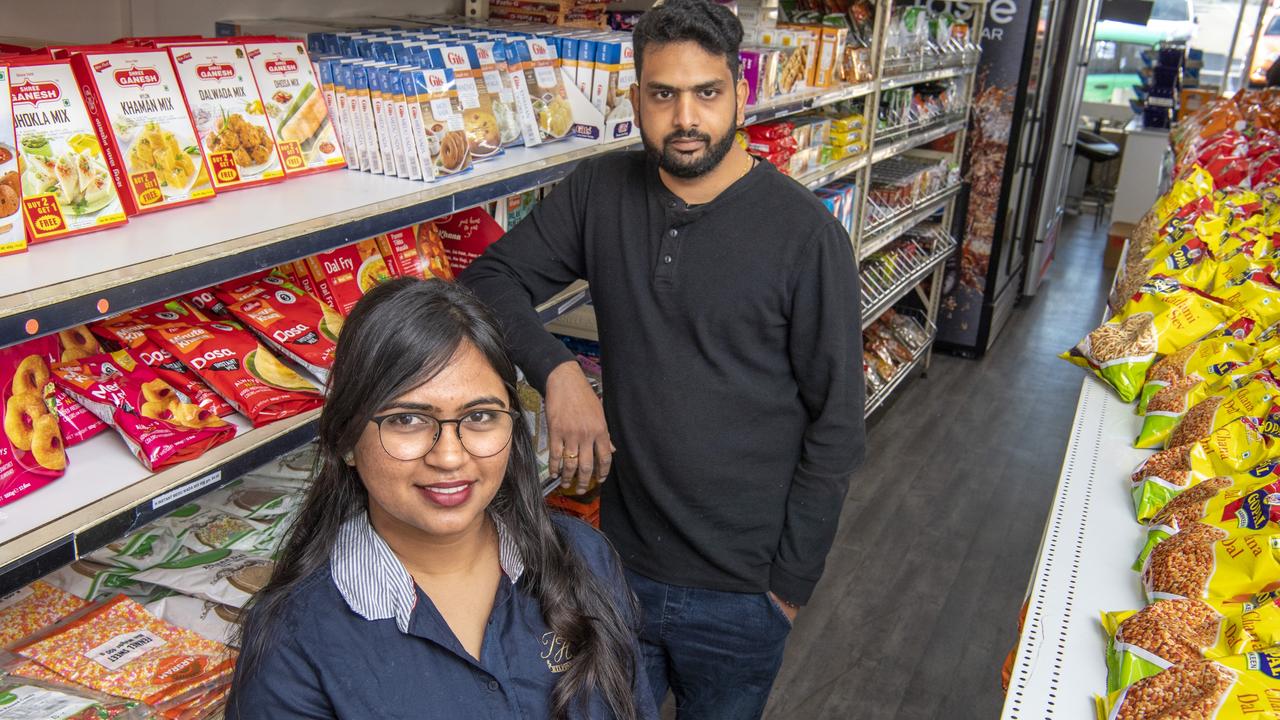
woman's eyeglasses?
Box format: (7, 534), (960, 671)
(370, 409), (519, 461)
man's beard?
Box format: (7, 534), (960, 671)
(643, 122), (738, 179)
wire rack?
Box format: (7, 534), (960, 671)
(860, 226), (957, 327)
(864, 306), (937, 417)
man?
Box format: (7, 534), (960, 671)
(461, 0), (865, 716)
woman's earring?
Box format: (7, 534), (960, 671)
(343, 451), (355, 466)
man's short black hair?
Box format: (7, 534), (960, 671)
(633, 0), (744, 80)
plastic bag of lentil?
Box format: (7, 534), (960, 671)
(1140, 520), (1280, 605)
(1063, 279), (1241, 403)
(1136, 468), (1280, 569)
(1101, 598), (1226, 693)
(0, 582), (88, 648)
(1096, 652), (1280, 720)
(1164, 368), (1280, 450)
(1131, 416), (1280, 522)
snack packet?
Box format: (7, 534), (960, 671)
(213, 275), (339, 382)
(42, 560), (155, 604)
(1131, 416), (1280, 522)
(1140, 521), (1280, 604)
(132, 549), (273, 609)
(1137, 469), (1280, 568)
(144, 595), (240, 648)
(1, 341), (69, 504)
(1165, 369), (1280, 450)
(1063, 278), (1241, 403)
(0, 670), (151, 719)
(144, 320), (322, 427)
(0, 582), (88, 648)
(1096, 652), (1280, 720)
(50, 350), (235, 472)
(11, 595), (235, 707)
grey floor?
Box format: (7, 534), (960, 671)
(654, 217), (1108, 718)
(755, 216), (1111, 719)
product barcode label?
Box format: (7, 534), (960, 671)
(534, 66), (556, 88)
(457, 79), (481, 109)
(483, 71), (503, 91)
(430, 99), (454, 120)
(86, 631), (167, 671)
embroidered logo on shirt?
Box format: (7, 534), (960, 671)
(540, 631), (574, 674)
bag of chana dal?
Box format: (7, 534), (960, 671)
(1063, 278), (1241, 403)
(10, 595), (234, 708)
(1135, 318), (1263, 447)
(1165, 370), (1280, 450)
(1137, 470), (1280, 568)
(1132, 416), (1280, 522)
(1102, 597), (1280, 693)
(1140, 520), (1280, 605)
(1097, 651), (1280, 720)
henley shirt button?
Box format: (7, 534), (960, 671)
(487, 680), (499, 692)
(669, 229), (678, 238)
(663, 255), (673, 264)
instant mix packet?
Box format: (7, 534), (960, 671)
(69, 46), (216, 215)
(9, 57), (128, 242)
(507, 38), (573, 146)
(244, 40), (345, 176)
(49, 349), (236, 472)
(167, 42), (285, 191)
(11, 595), (236, 708)
(440, 41), (505, 162)
(304, 239), (391, 316)
(143, 319), (322, 426)
(0, 64), (27, 256)
(213, 274), (340, 382)
(407, 66), (471, 179)
(132, 548), (273, 610)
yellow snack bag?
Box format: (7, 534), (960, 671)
(1166, 369), (1280, 450)
(1097, 651), (1280, 720)
(1064, 278), (1240, 403)
(1132, 416), (1280, 522)
(1136, 467), (1280, 568)
(1112, 223), (1222, 312)
(1141, 521), (1280, 605)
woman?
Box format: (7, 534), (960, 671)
(228, 278), (654, 720)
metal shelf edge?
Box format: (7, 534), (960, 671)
(880, 63), (978, 90)
(864, 337), (934, 418)
(870, 117), (968, 164)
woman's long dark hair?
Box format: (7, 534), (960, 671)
(232, 278), (639, 720)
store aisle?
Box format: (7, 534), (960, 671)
(761, 217), (1113, 719)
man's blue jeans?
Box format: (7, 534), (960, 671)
(625, 569), (793, 720)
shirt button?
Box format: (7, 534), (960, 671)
(487, 680), (499, 692)
(663, 255), (673, 264)
(669, 228), (678, 238)
(667, 200), (676, 208)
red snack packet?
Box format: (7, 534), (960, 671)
(213, 275), (340, 382)
(144, 320), (322, 427)
(416, 222), (455, 281)
(0, 341), (66, 505)
(50, 350), (235, 471)
(303, 239), (390, 316)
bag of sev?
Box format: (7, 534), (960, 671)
(1131, 416), (1280, 522)
(1064, 277), (1241, 403)
(1096, 651), (1280, 720)
(10, 595), (235, 708)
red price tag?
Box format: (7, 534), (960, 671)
(278, 141), (305, 172)
(209, 151), (241, 186)
(22, 194), (67, 238)
(130, 171), (164, 207)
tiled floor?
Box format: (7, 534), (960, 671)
(754, 216), (1111, 719)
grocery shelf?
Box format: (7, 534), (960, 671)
(795, 154), (871, 191)
(879, 62), (980, 91)
(1000, 375), (1148, 720)
(859, 184), (963, 261)
(860, 231), (957, 329)
(870, 115), (969, 164)
(0, 136), (634, 343)
(864, 319), (936, 418)
(0, 287), (579, 596)
(742, 81), (876, 127)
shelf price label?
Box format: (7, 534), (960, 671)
(278, 141), (305, 172)
(130, 170), (164, 207)
(22, 194), (67, 239)
(151, 470), (223, 511)
(208, 151), (241, 186)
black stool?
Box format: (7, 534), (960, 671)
(1076, 129), (1121, 228)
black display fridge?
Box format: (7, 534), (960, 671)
(935, 0), (1102, 356)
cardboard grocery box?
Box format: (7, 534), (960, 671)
(1106, 221), (1133, 271)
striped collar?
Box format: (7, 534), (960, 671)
(330, 510), (526, 634)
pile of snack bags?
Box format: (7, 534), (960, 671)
(1060, 88), (1280, 717)
(0, 221), (450, 510)
(0, 443), (312, 719)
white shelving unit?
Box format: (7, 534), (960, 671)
(1000, 374), (1149, 719)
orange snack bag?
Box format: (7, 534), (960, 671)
(12, 595), (235, 707)
(50, 350), (235, 471)
(144, 320), (322, 426)
(0, 581), (88, 647)
(213, 276), (340, 382)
